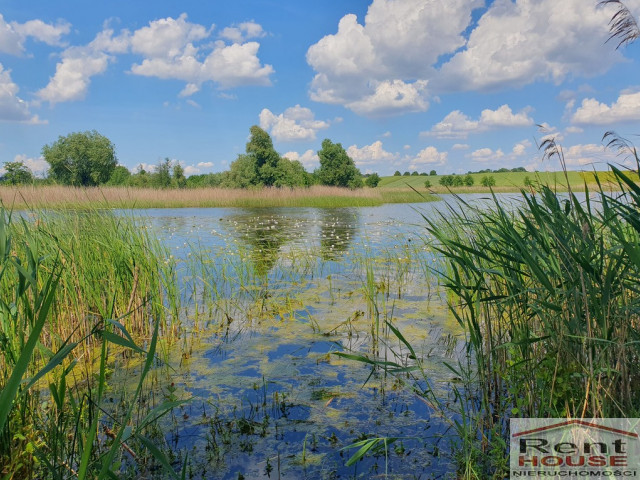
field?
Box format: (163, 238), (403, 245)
(378, 170), (623, 191)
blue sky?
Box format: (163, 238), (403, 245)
(2, 0), (640, 177)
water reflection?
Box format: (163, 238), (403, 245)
(319, 208), (357, 261)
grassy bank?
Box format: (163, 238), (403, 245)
(0, 185), (436, 209)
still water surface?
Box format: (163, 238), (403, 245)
(115, 194), (518, 479)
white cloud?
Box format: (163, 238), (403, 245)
(220, 21), (265, 43)
(11, 154), (48, 176)
(409, 146), (448, 170)
(197, 161), (214, 168)
(346, 141), (397, 166)
(571, 91), (640, 125)
(130, 15), (273, 90)
(179, 83), (200, 98)
(346, 79), (429, 117)
(381, 131), (391, 138)
(560, 144), (621, 168)
(0, 14), (70, 56)
(452, 143), (470, 150)
(424, 104), (534, 139)
(306, 0), (481, 116)
(283, 150), (319, 169)
(470, 148), (505, 161)
(435, 0), (625, 92)
(184, 165), (200, 176)
(259, 105), (329, 142)
(565, 126), (584, 134)
(512, 139), (532, 156)
(0, 64), (43, 123)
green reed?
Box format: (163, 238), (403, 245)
(0, 208), (186, 479)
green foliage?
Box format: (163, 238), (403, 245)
(2, 161), (33, 185)
(394, 171), (401, 176)
(42, 130), (117, 186)
(480, 175), (496, 187)
(429, 170), (437, 176)
(364, 173), (381, 188)
(410, 171), (419, 176)
(463, 174), (474, 186)
(154, 158), (173, 188)
(439, 175), (454, 187)
(452, 175), (464, 187)
(424, 179), (432, 188)
(316, 139), (363, 188)
(523, 175), (533, 187)
(172, 162), (186, 188)
(226, 154), (259, 188)
(106, 165), (131, 185)
(402, 171), (410, 176)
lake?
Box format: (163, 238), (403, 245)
(112, 194), (519, 479)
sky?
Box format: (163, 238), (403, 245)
(2, 0), (640, 177)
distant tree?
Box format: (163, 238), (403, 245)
(411, 171), (419, 176)
(2, 161), (33, 185)
(42, 130), (117, 186)
(394, 170), (401, 176)
(273, 158), (311, 187)
(439, 175), (454, 187)
(453, 175), (464, 187)
(172, 162), (186, 188)
(523, 175), (533, 187)
(107, 165), (131, 185)
(511, 167), (527, 172)
(365, 173), (381, 188)
(429, 170), (437, 176)
(496, 167), (510, 173)
(420, 172), (428, 176)
(153, 158), (172, 188)
(464, 174), (474, 186)
(403, 171), (410, 176)
(424, 179), (432, 188)
(316, 139), (363, 188)
(481, 175), (496, 187)
(247, 125), (281, 186)
(225, 154), (259, 188)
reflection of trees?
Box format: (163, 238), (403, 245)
(319, 209), (357, 261)
(224, 210), (295, 276)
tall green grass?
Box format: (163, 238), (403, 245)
(0, 208), (185, 479)
(420, 152), (640, 477)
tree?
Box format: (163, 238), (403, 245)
(153, 158), (172, 188)
(429, 170), (437, 176)
(316, 139), (363, 188)
(42, 130), (117, 186)
(2, 161), (33, 185)
(411, 171), (419, 176)
(365, 173), (381, 188)
(464, 174), (474, 186)
(172, 162), (186, 188)
(247, 125), (281, 186)
(394, 170), (401, 176)
(453, 175), (464, 187)
(424, 179), (432, 188)
(481, 175), (496, 187)
(439, 175), (454, 187)
(107, 165), (131, 185)
(403, 171), (410, 176)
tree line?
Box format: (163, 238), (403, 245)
(1, 126), (383, 189)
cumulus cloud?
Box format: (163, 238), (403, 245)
(0, 14), (70, 56)
(452, 143), (470, 150)
(470, 148), (505, 161)
(424, 104), (534, 139)
(259, 105), (330, 142)
(571, 91), (640, 125)
(197, 161), (214, 168)
(129, 14), (273, 91)
(562, 144), (621, 167)
(512, 139), (532, 156)
(283, 150), (319, 169)
(220, 21), (265, 43)
(0, 64), (44, 123)
(306, 0), (481, 116)
(346, 141), (396, 167)
(306, 0), (639, 116)
(183, 165), (200, 176)
(409, 146), (448, 170)
(37, 14), (274, 104)
(11, 154), (49, 176)
(434, 0), (625, 92)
